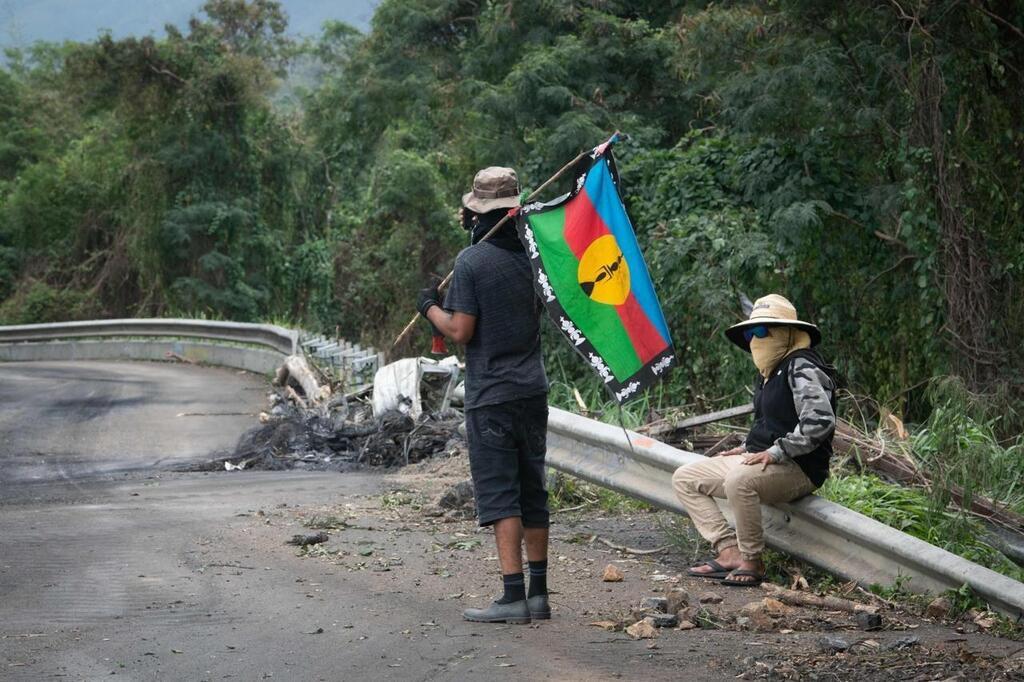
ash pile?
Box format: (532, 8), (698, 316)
(209, 354), (464, 472)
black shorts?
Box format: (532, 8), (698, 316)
(465, 395), (549, 528)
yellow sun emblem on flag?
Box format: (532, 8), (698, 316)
(578, 234), (630, 306)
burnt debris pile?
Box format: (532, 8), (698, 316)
(206, 388), (463, 472)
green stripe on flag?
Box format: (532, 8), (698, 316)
(528, 208), (642, 378)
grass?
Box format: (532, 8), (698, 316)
(303, 514), (349, 530)
(380, 489), (424, 511)
(820, 473), (1024, 584)
(910, 378), (1024, 517)
(547, 470), (654, 514)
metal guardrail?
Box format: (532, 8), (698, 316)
(4, 318), (1020, 617)
(546, 407), (1024, 620)
(300, 333), (381, 390)
(0, 319), (298, 356)
(0, 318), (379, 387)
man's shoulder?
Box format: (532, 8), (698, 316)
(454, 244), (486, 268)
(456, 243), (523, 270)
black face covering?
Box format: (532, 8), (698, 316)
(468, 209), (524, 252)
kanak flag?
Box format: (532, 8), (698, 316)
(516, 140), (675, 403)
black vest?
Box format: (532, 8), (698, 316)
(746, 349), (835, 488)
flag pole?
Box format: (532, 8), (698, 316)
(390, 132), (621, 350)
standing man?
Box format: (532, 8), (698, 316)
(416, 166), (550, 624)
(672, 294), (837, 586)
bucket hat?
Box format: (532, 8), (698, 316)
(725, 293), (821, 351)
(462, 166), (521, 213)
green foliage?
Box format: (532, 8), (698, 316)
(1, 0), (1022, 422)
(0, 1), (326, 326)
(547, 470), (652, 514)
(911, 377), (1024, 515)
(0, 280), (96, 324)
(820, 474), (1024, 584)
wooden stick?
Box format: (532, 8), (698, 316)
(639, 403), (755, 437)
(761, 582), (878, 614)
(391, 133), (619, 350)
(590, 534), (668, 555)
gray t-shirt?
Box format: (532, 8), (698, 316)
(443, 242), (548, 410)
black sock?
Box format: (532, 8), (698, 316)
(497, 572), (526, 604)
(528, 559), (548, 598)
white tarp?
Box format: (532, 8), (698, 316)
(372, 356), (460, 418)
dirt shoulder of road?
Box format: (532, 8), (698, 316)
(263, 452), (1024, 681)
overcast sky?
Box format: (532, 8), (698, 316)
(0, 0), (378, 49)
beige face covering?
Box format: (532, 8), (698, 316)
(749, 327), (811, 380)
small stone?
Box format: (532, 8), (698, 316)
(625, 617), (659, 640)
(973, 612), (998, 629)
(926, 596), (952, 620)
(665, 588), (689, 614)
(629, 607), (650, 623)
(818, 636), (850, 653)
(286, 532), (329, 547)
(258, 411), (271, 423)
(677, 620), (696, 631)
(439, 480), (475, 509)
(650, 613), (678, 628)
(760, 597), (791, 617)
(887, 635), (920, 650)
(602, 564), (625, 582)
(640, 597), (668, 613)
(736, 606), (775, 632)
(740, 601), (764, 615)
(855, 611), (883, 631)
(698, 591), (723, 604)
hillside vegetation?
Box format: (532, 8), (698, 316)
(1, 0), (1022, 427)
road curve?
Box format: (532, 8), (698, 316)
(0, 360), (266, 484)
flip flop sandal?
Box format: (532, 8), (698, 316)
(686, 559), (731, 580)
(721, 569), (764, 587)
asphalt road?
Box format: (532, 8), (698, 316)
(0, 361), (265, 483)
(2, 361), (1019, 681)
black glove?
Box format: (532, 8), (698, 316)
(417, 282), (441, 318)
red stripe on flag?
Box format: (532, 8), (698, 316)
(616, 293), (668, 364)
(563, 191), (610, 259)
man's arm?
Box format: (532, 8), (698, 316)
(766, 358), (836, 462)
(416, 256), (478, 346)
(425, 305), (476, 345)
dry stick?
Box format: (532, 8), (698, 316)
(590, 534), (668, 556)
(391, 138), (613, 350)
(552, 500), (596, 514)
(761, 582), (879, 614)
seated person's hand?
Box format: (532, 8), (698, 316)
(714, 445), (747, 458)
(741, 451), (774, 471)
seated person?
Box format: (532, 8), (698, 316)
(672, 294), (837, 586)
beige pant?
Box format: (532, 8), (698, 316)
(671, 455), (816, 560)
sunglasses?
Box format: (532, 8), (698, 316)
(743, 325), (771, 343)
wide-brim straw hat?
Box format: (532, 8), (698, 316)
(725, 293), (821, 352)
(462, 166), (521, 213)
